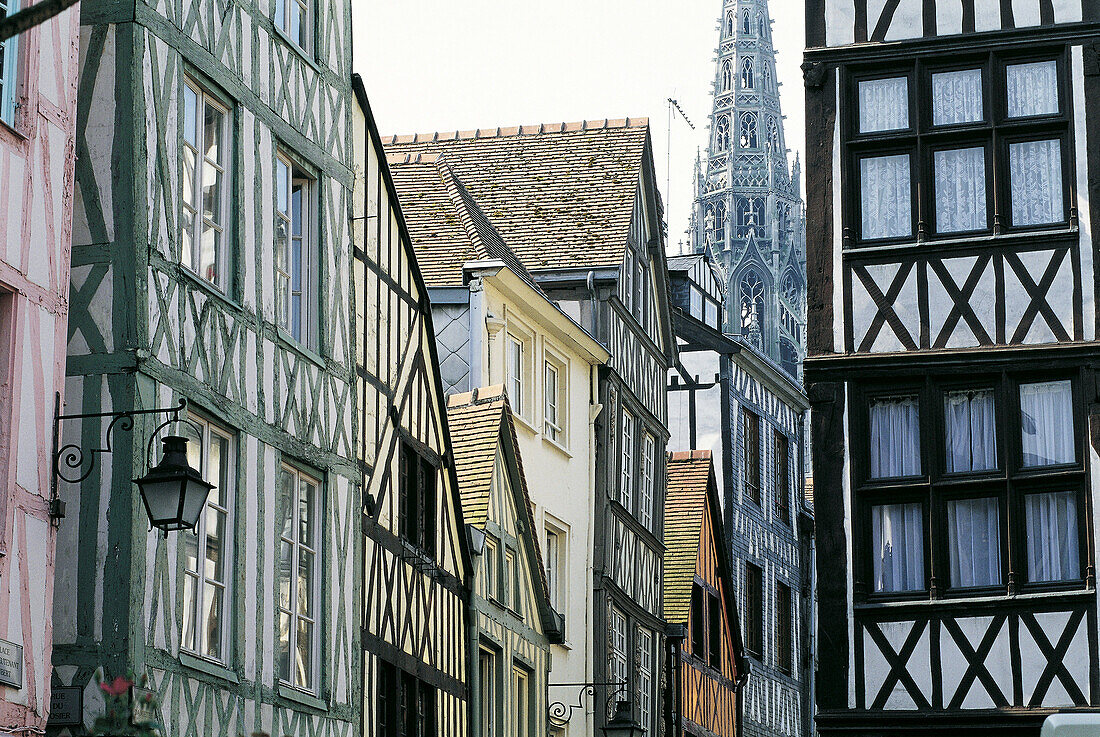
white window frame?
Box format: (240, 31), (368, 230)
(275, 0), (311, 52)
(181, 79), (230, 290)
(506, 333), (527, 417)
(544, 520), (568, 612)
(620, 410), (635, 511)
(505, 547), (519, 612)
(277, 462), (321, 693)
(623, 251), (634, 313)
(636, 627), (653, 734)
(275, 152), (316, 347)
(639, 433), (655, 529)
(485, 534), (501, 602)
(180, 415), (234, 663)
(513, 662), (532, 737)
(479, 646), (498, 737)
(0, 0), (19, 126)
(608, 605), (628, 716)
(543, 351), (568, 447)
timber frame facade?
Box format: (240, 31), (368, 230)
(353, 79), (472, 737)
(804, 1), (1100, 734)
(55, 0), (359, 734)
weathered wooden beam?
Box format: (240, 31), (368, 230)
(0, 0), (79, 43)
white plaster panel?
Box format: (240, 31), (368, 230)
(884, 0), (924, 41)
(937, 0), (964, 35)
(1012, 0), (1043, 26)
(74, 25), (116, 247)
(1053, 0), (1083, 22)
(975, 0), (1002, 30)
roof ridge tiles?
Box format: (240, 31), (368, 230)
(384, 117), (649, 145)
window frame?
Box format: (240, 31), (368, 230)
(274, 0), (313, 54)
(181, 77), (232, 292)
(775, 430), (791, 525)
(776, 581), (793, 675)
(274, 150), (319, 348)
(512, 661), (534, 737)
(276, 461), (322, 693)
(745, 562), (763, 659)
(608, 604), (629, 699)
(398, 442), (437, 558)
(544, 522), (567, 612)
(0, 0), (20, 127)
(620, 408), (635, 512)
(542, 350), (568, 447)
(742, 408), (761, 505)
(636, 626), (654, 734)
(639, 433), (655, 530)
(478, 645), (499, 737)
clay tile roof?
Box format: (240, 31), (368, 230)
(663, 451), (715, 625)
(384, 118), (651, 271)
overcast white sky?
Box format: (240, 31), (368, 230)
(353, 0), (806, 253)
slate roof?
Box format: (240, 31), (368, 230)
(663, 450), (715, 626)
(667, 253), (704, 273)
(384, 118), (651, 272)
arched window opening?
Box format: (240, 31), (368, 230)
(780, 339), (798, 377)
(704, 205), (716, 245)
(740, 57), (755, 89)
(759, 12), (768, 38)
(722, 60), (733, 91)
(740, 270), (766, 334)
(741, 10), (752, 35)
(782, 271), (799, 304)
(726, 11), (734, 37)
(739, 112), (758, 148)
(761, 61), (772, 92)
(767, 117), (781, 151)
(714, 201), (727, 245)
(714, 115), (731, 152)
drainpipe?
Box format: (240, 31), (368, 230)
(469, 277), (486, 389)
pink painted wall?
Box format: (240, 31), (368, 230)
(0, 1), (81, 733)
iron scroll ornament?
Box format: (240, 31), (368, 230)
(547, 680), (627, 730)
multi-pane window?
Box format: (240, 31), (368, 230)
(775, 431), (790, 524)
(507, 334), (525, 415)
(849, 53), (1070, 243)
(544, 527), (562, 610)
(745, 563), (763, 657)
(479, 648), (497, 737)
(0, 0), (19, 126)
(180, 417), (233, 662)
(620, 410), (634, 509)
(636, 627), (653, 734)
(690, 583), (705, 655)
(608, 605), (628, 696)
(505, 548), (519, 612)
(275, 153), (315, 345)
(742, 409), (760, 504)
(707, 590), (721, 666)
(485, 534), (500, 601)
(623, 251), (634, 313)
(544, 361), (562, 443)
(859, 375), (1084, 600)
(181, 80), (230, 289)
(377, 662), (436, 737)
(639, 434), (655, 529)
(513, 663), (532, 737)
(398, 442), (436, 557)
(277, 463), (320, 691)
(275, 0), (310, 51)
(776, 581), (792, 675)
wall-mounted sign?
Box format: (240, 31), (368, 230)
(129, 686), (159, 728)
(0, 639), (22, 689)
(48, 687), (84, 727)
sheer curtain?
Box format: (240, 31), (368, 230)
(945, 389), (997, 472)
(932, 69), (983, 125)
(870, 396), (921, 477)
(861, 155), (912, 240)
(1025, 491), (1080, 582)
(858, 77), (909, 133)
(1020, 380), (1074, 467)
(872, 503), (924, 592)
(1009, 139), (1063, 226)
(935, 147), (987, 232)
(947, 497), (1001, 588)
(1007, 61), (1059, 118)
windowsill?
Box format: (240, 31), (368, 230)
(843, 225), (1078, 256)
(271, 26), (324, 76)
(176, 265), (244, 313)
(542, 433), (572, 458)
(277, 683), (327, 711)
(511, 411), (539, 437)
(0, 115), (27, 144)
(179, 652), (238, 684)
(856, 585), (1094, 610)
(275, 326), (325, 367)
(552, 640), (573, 651)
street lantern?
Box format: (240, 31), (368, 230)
(602, 701), (644, 737)
(133, 435), (215, 534)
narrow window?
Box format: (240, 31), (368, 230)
(690, 285), (704, 322)
(639, 434), (655, 529)
(1019, 380), (1074, 467)
(275, 154), (316, 345)
(0, 0), (19, 125)
(608, 606), (628, 698)
(544, 361), (561, 443)
(513, 663), (532, 737)
(714, 201), (726, 244)
(869, 396), (921, 478)
(691, 583), (705, 655)
(180, 417), (234, 662)
(742, 409), (760, 505)
(479, 648), (497, 737)
(745, 563), (763, 657)
(507, 334), (524, 415)
(275, 0), (311, 51)
(740, 56), (755, 90)
(398, 443), (436, 556)
(707, 591), (721, 666)
(636, 627), (653, 734)
(741, 9), (751, 34)
(1025, 491), (1080, 583)
(544, 528), (561, 609)
(485, 534), (500, 601)
(181, 80), (230, 289)
(775, 431), (790, 524)
(934, 146), (987, 233)
(776, 582), (792, 674)
(857, 77), (909, 133)
(722, 59), (732, 91)
(621, 410), (635, 510)
(739, 111), (758, 148)
(860, 154), (913, 240)
(871, 502), (924, 592)
(947, 497), (1001, 588)
(277, 463), (321, 691)
(377, 662), (397, 735)
(714, 115), (730, 152)
(944, 389), (997, 472)
(623, 250), (634, 312)
(505, 547), (520, 612)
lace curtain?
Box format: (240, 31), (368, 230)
(948, 497), (1001, 588)
(1007, 61), (1059, 118)
(1010, 139), (1063, 226)
(1025, 491), (1080, 582)
(935, 147), (987, 233)
(1020, 380), (1074, 467)
(945, 389), (997, 472)
(872, 502), (924, 592)
(870, 396), (921, 477)
(932, 69), (984, 125)
(858, 77), (909, 133)
(861, 155), (912, 240)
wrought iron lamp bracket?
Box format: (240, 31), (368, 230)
(547, 680), (628, 730)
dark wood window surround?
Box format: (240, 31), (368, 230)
(745, 562), (763, 658)
(377, 661), (438, 737)
(743, 409), (761, 505)
(691, 583), (706, 655)
(852, 369), (1092, 604)
(708, 589), (722, 666)
(398, 442), (437, 558)
(842, 48), (1074, 248)
(775, 430), (791, 524)
(777, 581), (793, 675)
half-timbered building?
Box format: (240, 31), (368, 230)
(353, 79), (472, 737)
(53, 1), (359, 734)
(384, 148), (610, 737)
(446, 386), (558, 737)
(667, 252), (815, 737)
(0, 2), (80, 733)
(664, 450), (748, 737)
(384, 119), (677, 733)
(804, 1), (1100, 734)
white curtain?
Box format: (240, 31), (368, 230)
(932, 69), (983, 125)
(948, 497), (1001, 588)
(1009, 139), (1063, 226)
(870, 396), (921, 478)
(1020, 380), (1074, 466)
(861, 155), (912, 240)
(935, 147), (987, 233)
(1025, 491), (1080, 582)
(945, 389), (997, 472)
(872, 503), (924, 592)
(1007, 61), (1059, 118)
(859, 77), (909, 133)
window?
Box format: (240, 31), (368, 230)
(275, 0), (310, 51)
(608, 605), (628, 697)
(740, 56), (755, 89)
(623, 250), (634, 313)
(485, 534), (500, 601)
(767, 116), (780, 150)
(479, 648), (498, 737)
(377, 662), (436, 737)
(513, 664), (532, 737)
(690, 583), (705, 655)
(1020, 380), (1074, 467)
(544, 360), (562, 443)
(871, 502), (924, 592)
(505, 548), (520, 612)
(775, 431), (790, 524)
(544, 527), (562, 610)
(1025, 491), (1080, 582)
(275, 153), (316, 345)
(944, 389), (997, 472)
(636, 628), (653, 734)
(689, 285), (704, 321)
(739, 270), (765, 334)
(705, 298), (720, 329)
(745, 563), (763, 657)
(639, 434), (655, 529)
(620, 410), (634, 509)
(0, 0), (19, 125)
(507, 334), (525, 415)
(869, 395), (921, 478)
(742, 409), (760, 505)
(722, 59), (732, 91)
(277, 463), (320, 691)
(725, 11), (734, 37)
(739, 111), (758, 148)
(707, 591), (721, 666)
(714, 115), (730, 152)
(947, 496), (1002, 588)
(762, 62), (773, 93)
(713, 201), (726, 244)
(741, 9), (751, 34)
(398, 443), (436, 556)
(180, 416), (234, 662)
(849, 55), (1070, 244)
(181, 80), (230, 289)
(776, 582), (792, 674)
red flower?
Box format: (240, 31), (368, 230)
(99, 676), (133, 697)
